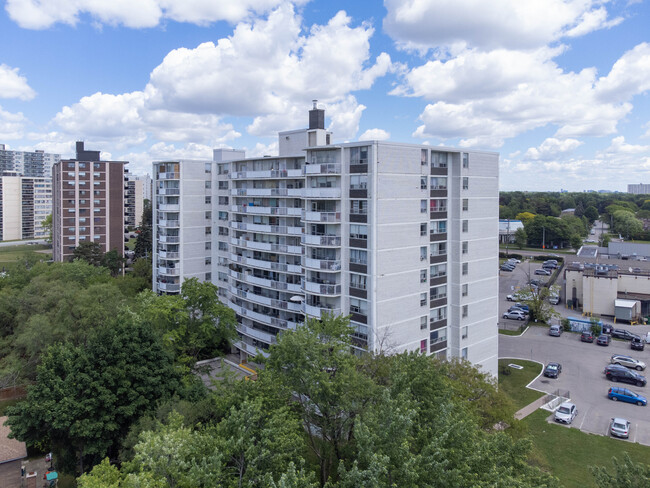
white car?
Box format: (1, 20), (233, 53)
(534, 268), (551, 276)
(610, 355), (646, 371)
(554, 402), (578, 424)
(610, 418), (630, 439)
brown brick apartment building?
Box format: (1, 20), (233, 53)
(52, 142), (127, 262)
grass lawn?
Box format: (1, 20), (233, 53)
(0, 244), (51, 263)
(498, 358), (544, 410)
(524, 409), (650, 488)
(125, 237), (137, 251)
(499, 328), (525, 336)
(499, 244), (576, 255)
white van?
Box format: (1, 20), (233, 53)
(549, 295), (560, 305)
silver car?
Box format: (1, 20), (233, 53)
(554, 402), (577, 424)
(610, 417), (630, 439)
(503, 310), (526, 321)
(611, 355), (646, 371)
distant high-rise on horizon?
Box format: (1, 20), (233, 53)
(627, 183), (650, 194)
(153, 104), (499, 376)
(0, 143), (61, 178)
(52, 142), (127, 262)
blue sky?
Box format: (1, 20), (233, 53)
(1, 0), (649, 191)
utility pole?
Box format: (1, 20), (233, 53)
(542, 226), (546, 250)
(506, 219), (510, 257)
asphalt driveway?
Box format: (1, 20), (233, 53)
(500, 326), (650, 445)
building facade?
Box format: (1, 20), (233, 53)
(0, 176), (52, 241)
(628, 183), (650, 194)
(0, 144), (60, 178)
(125, 175), (145, 228)
(153, 107), (499, 375)
(52, 142), (126, 262)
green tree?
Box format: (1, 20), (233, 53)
(103, 249), (126, 277)
(6, 316), (180, 475)
(41, 213), (53, 243)
(515, 212), (536, 226)
(590, 453), (650, 487)
(514, 227), (527, 249)
(584, 205), (599, 223)
(136, 279), (237, 371)
(72, 241), (105, 266)
(134, 200), (152, 259)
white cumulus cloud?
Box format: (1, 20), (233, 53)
(0, 106), (27, 139)
(359, 128), (390, 141)
(524, 138), (583, 160)
(0, 64), (36, 100)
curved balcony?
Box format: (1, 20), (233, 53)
(304, 257), (341, 271)
(228, 301), (299, 330)
(230, 237), (302, 255)
(157, 282), (181, 292)
(158, 203), (180, 212)
(301, 234), (341, 247)
(158, 267), (180, 276)
(232, 188), (303, 197)
(303, 280), (341, 296)
(237, 323), (277, 345)
(158, 235), (180, 243)
(230, 270), (302, 293)
(303, 188), (341, 199)
(304, 303), (341, 318)
(230, 222), (303, 236)
(303, 163), (341, 175)
(303, 211), (341, 223)
(229, 254), (302, 274)
(230, 169), (303, 179)
(157, 219), (180, 228)
(232, 285), (303, 312)
(231, 205), (302, 216)
(157, 250), (180, 259)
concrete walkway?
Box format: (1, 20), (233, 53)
(514, 394), (548, 420)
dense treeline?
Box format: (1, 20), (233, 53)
(501, 191), (650, 246)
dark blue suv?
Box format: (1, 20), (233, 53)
(608, 387), (647, 406)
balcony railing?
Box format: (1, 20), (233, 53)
(157, 282), (181, 292)
(304, 257), (341, 271)
(303, 163), (341, 175)
(303, 281), (341, 295)
(303, 303), (341, 318)
(303, 211), (341, 223)
(301, 234), (341, 247)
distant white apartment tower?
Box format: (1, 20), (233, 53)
(153, 104), (499, 375)
(135, 174), (153, 201)
(125, 175), (145, 227)
(0, 176), (52, 241)
(0, 144), (60, 178)
(628, 183), (650, 194)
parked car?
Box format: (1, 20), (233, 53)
(597, 334), (611, 346)
(503, 310), (526, 320)
(508, 258), (521, 264)
(611, 329), (640, 341)
(508, 306), (529, 315)
(506, 294), (516, 301)
(542, 263), (557, 270)
(581, 331), (595, 343)
(554, 402), (577, 424)
(549, 324), (563, 337)
(604, 365), (647, 387)
(608, 387), (647, 406)
(500, 265), (514, 272)
(534, 268), (551, 276)
(602, 324), (613, 335)
(514, 303), (530, 313)
(610, 355), (646, 371)
(610, 417), (630, 439)
(544, 362), (562, 378)
(631, 336), (645, 351)
(549, 295), (560, 305)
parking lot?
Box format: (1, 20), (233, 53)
(498, 257), (650, 445)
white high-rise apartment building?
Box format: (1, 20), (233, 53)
(0, 176), (52, 241)
(153, 104), (499, 376)
(628, 183), (650, 194)
(0, 144), (60, 178)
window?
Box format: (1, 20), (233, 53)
(350, 273), (367, 290)
(462, 284), (468, 297)
(218, 226), (229, 236)
(205, 163), (212, 173)
(420, 177), (427, 190)
(218, 272), (228, 282)
(430, 242), (446, 257)
(430, 328), (447, 344)
(205, 257), (212, 265)
(420, 293), (427, 306)
(462, 177), (469, 190)
(351, 200), (367, 214)
(420, 316), (427, 329)
(430, 306), (447, 323)
(430, 285), (446, 300)
(430, 263), (447, 278)
(218, 242), (228, 251)
(461, 347), (468, 359)
(420, 246), (427, 261)
(350, 249), (368, 265)
(218, 181), (228, 190)
(430, 220), (447, 234)
(350, 146), (369, 165)
(462, 305), (468, 318)
(420, 223), (427, 236)
(205, 211), (212, 220)
(462, 153), (469, 168)
(205, 226), (212, 236)
(420, 269), (427, 283)
(430, 199), (447, 212)
(462, 199), (469, 211)
(430, 177), (447, 189)
(350, 175), (367, 189)
(350, 224), (368, 240)
(218, 196), (229, 205)
(350, 298), (368, 315)
(421, 149), (428, 165)
(205, 196), (212, 205)
(218, 211), (228, 221)
(205, 242), (211, 250)
(462, 326), (468, 339)
(205, 272), (212, 281)
(205, 181), (212, 189)
(431, 152), (448, 168)
(462, 220), (468, 233)
(462, 263), (469, 275)
(462, 241), (468, 254)
(420, 339), (427, 354)
(420, 199), (427, 213)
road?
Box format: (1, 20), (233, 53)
(0, 239), (47, 248)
